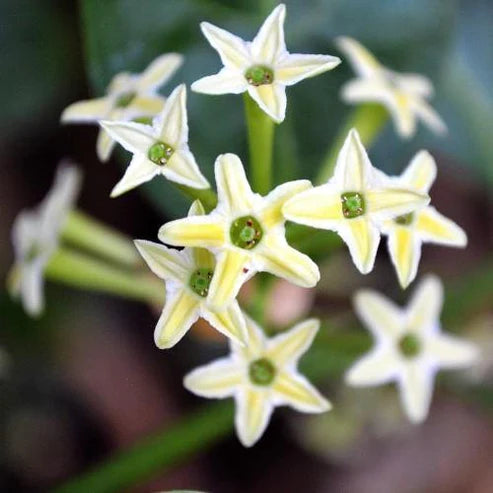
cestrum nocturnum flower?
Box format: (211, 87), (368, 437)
(100, 84), (209, 197)
(336, 36), (446, 139)
(184, 316), (331, 447)
(9, 164), (81, 316)
(380, 151), (467, 288)
(158, 153), (320, 310)
(134, 200), (248, 349)
(61, 53), (183, 161)
(283, 129), (430, 274)
(346, 276), (479, 423)
(192, 4), (341, 123)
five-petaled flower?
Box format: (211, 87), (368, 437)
(380, 151), (467, 288)
(184, 315), (331, 446)
(61, 53), (183, 161)
(346, 275), (479, 423)
(134, 200), (248, 349)
(9, 164), (81, 316)
(159, 153), (320, 310)
(192, 4), (340, 123)
(101, 84), (209, 197)
(336, 36), (446, 139)
(283, 129), (429, 274)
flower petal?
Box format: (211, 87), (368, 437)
(154, 288), (200, 348)
(398, 73), (434, 97)
(413, 98), (447, 135)
(338, 217), (380, 274)
(235, 388), (273, 447)
(201, 300), (249, 346)
(100, 121), (154, 155)
(387, 227), (422, 289)
(20, 262), (45, 317)
(247, 84), (286, 123)
(191, 68), (248, 95)
(273, 371), (330, 412)
(399, 362), (434, 423)
(387, 94), (416, 139)
(134, 240), (190, 282)
(266, 318), (319, 365)
(207, 249), (250, 309)
(427, 334), (479, 369)
(184, 356), (242, 398)
(275, 53), (341, 86)
(96, 128), (116, 162)
(200, 21), (251, 70)
(129, 95), (165, 116)
(235, 314), (266, 359)
(61, 97), (111, 123)
(415, 207), (467, 246)
(401, 150), (437, 192)
(159, 215), (225, 248)
(135, 53), (183, 92)
(340, 78), (391, 105)
(366, 187), (429, 221)
(346, 347), (400, 386)
(163, 148), (210, 189)
(251, 4), (286, 65)
(110, 155), (159, 198)
(335, 36), (382, 78)
(407, 275), (443, 334)
(154, 84), (188, 149)
(215, 153), (256, 214)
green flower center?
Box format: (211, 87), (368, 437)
(341, 191), (366, 219)
(147, 141), (174, 166)
(230, 216), (263, 250)
(398, 332), (421, 359)
(245, 65), (274, 86)
(394, 212), (414, 226)
(115, 91), (136, 108)
(132, 116), (153, 125)
(249, 358), (276, 386)
(189, 268), (214, 297)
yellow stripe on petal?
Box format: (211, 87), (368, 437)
(159, 216), (225, 248)
(61, 97), (111, 123)
(415, 207), (467, 246)
(247, 84), (286, 123)
(335, 37), (382, 78)
(154, 288), (200, 348)
(387, 227), (421, 289)
(401, 150), (436, 192)
(201, 301), (248, 346)
(96, 128), (116, 162)
(129, 95), (165, 116)
(366, 188), (428, 220)
(208, 249), (250, 309)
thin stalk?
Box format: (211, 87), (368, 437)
(244, 93), (275, 195)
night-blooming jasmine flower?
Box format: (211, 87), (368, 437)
(159, 153), (319, 309)
(9, 164), (81, 316)
(346, 276), (479, 423)
(336, 37), (446, 139)
(101, 84), (209, 197)
(192, 4), (340, 122)
(283, 129), (429, 274)
(61, 53), (183, 161)
(380, 151), (467, 288)
(184, 316), (331, 447)
(134, 200), (248, 349)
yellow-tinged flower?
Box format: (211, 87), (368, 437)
(336, 37), (446, 139)
(346, 276), (479, 423)
(100, 84), (209, 197)
(192, 4), (340, 122)
(134, 200), (248, 349)
(283, 129), (429, 274)
(380, 151), (467, 288)
(61, 53), (183, 161)
(9, 164), (81, 316)
(159, 153), (319, 310)
(184, 316), (331, 447)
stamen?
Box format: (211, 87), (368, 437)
(249, 357), (276, 386)
(341, 192), (366, 219)
(245, 65), (274, 86)
(189, 268), (214, 297)
(148, 141), (174, 166)
(230, 216), (263, 250)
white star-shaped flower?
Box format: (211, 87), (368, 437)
(159, 153), (319, 310)
(61, 53), (183, 161)
(336, 36), (446, 139)
(9, 164), (81, 316)
(134, 200), (248, 349)
(283, 129), (429, 274)
(346, 276), (479, 423)
(100, 84), (209, 197)
(380, 151), (467, 288)
(184, 316), (331, 447)
(192, 4), (340, 122)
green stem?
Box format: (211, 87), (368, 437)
(315, 104), (388, 184)
(244, 93), (275, 195)
(45, 248), (164, 306)
(174, 184), (217, 213)
(63, 210), (140, 268)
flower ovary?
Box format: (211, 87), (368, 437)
(230, 216), (263, 250)
(245, 65), (274, 86)
(249, 358), (276, 386)
(398, 332), (421, 359)
(189, 268), (214, 297)
(341, 192), (366, 219)
(148, 141), (174, 166)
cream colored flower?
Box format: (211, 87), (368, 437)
(61, 53), (183, 161)
(101, 84), (209, 197)
(192, 4), (340, 122)
(184, 316), (331, 447)
(346, 276), (479, 423)
(283, 129), (429, 274)
(159, 153), (319, 310)
(336, 36), (446, 139)
(134, 200), (247, 349)
(380, 151), (467, 288)
(9, 164), (81, 316)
